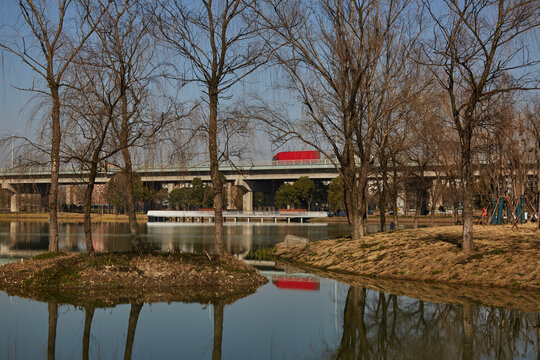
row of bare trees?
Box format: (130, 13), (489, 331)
(253, 0), (540, 253)
(1, 0), (539, 255)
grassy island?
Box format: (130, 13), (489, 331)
(276, 223), (540, 308)
(0, 252), (268, 307)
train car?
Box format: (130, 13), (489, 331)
(272, 150), (320, 163)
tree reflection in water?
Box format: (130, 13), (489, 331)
(213, 302), (224, 360)
(124, 303), (143, 360)
(47, 303), (58, 360)
(82, 307), (94, 360)
(332, 286), (539, 359)
(39, 288), (538, 359)
(43, 301), (227, 360)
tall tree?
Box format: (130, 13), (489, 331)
(94, 0), (163, 252)
(256, 0), (422, 238)
(63, 57), (121, 254)
(422, 0), (540, 252)
(0, 0), (105, 251)
(156, 0), (269, 255)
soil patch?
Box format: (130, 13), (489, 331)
(0, 252), (268, 307)
(276, 224), (540, 299)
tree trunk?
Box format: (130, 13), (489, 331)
(83, 164), (98, 255)
(461, 130), (474, 253)
(48, 303), (58, 360)
(392, 193), (399, 227)
(209, 89), (225, 255)
(121, 147), (142, 252)
(430, 181), (436, 226)
(344, 171), (367, 239)
(48, 86), (61, 252)
(379, 167), (388, 232)
(414, 207), (420, 228)
(117, 94), (141, 251)
(536, 144), (540, 230)
(212, 303), (224, 360)
(83, 307), (95, 360)
(391, 169), (400, 227)
(453, 199), (460, 225)
(414, 191), (421, 229)
(124, 303), (143, 360)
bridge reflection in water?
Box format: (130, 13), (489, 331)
(0, 221), (346, 259)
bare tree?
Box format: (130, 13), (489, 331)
(256, 0), (422, 238)
(62, 49), (128, 254)
(422, 0), (540, 252)
(524, 98), (540, 230)
(91, 0), (165, 252)
(156, 0), (269, 255)
(0, 0), (106, 251)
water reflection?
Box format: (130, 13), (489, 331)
(332, 286), (539, 359)
(41, 300), (226, 360)
(3, 281), (535, 359)
(0, 221), (423, 257)
(0, 221), (351, 256)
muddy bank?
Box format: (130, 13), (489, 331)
(284, 263), (538, 313)
(0, 252), (268, 307)
(276, 224), (540, 293)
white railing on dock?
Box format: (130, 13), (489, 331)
(147, 210), (328, 219)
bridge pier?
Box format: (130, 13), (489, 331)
(11, 193), (20, 212)
(243, 191), (253, 212)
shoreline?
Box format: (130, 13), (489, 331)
(278, 262), (540, 313)
(0, 211), (457, 225)
(275, 224), (540, 295)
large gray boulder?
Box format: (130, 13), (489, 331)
(275, 234), (309, 252)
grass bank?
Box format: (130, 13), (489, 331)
(309, 215), (457, 225)
(0, 252), (268, 307)
(276, 224), (540, 294)
(0, 212), (148, 223)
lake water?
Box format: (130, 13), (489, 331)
(0, 221), (538, 359)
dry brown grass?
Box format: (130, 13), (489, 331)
(0, 252), (268, 306)
(277, 223), (540, 293)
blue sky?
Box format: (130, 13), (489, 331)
(1, 0), (539, 167)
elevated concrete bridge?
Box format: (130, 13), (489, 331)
(0, 160), (446, 212)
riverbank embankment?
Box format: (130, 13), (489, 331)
(276, 224), (540, 292)
(0, 212), (148, 223)
(0, 252), (268, 306)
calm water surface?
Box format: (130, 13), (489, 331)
(0, 222), (538, 359)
